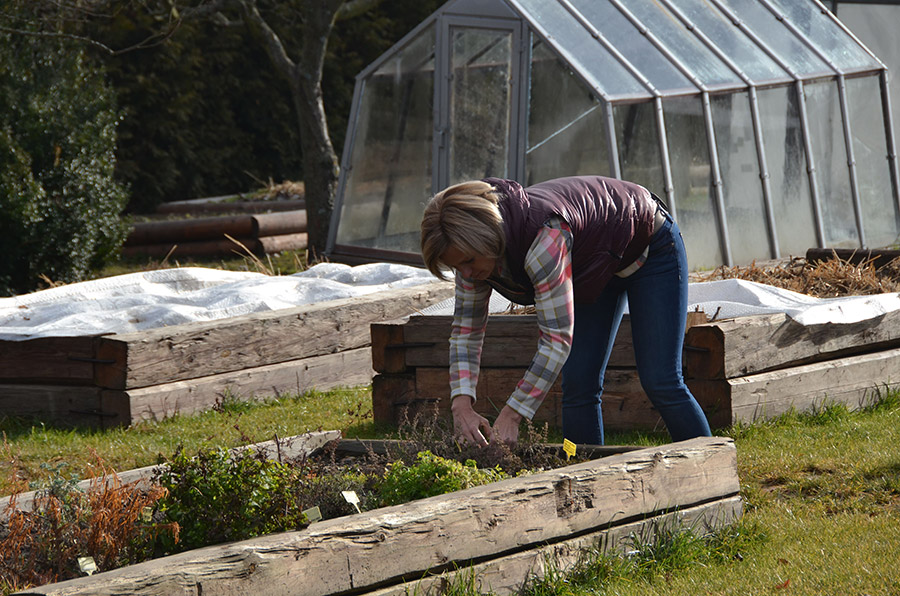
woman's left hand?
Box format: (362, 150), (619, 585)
(491, 405), (523, 446)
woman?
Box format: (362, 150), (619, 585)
(420, 175), (711, 446)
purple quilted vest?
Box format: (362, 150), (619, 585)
(484, 176), (657, 304)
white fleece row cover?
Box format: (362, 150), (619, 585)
(420, 278), (900, 327)
(1, 265), (898, 341)
(0, 263), (439, 341)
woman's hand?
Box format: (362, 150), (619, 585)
(491, 405), (523, 446)
(451, 395), (492, 447)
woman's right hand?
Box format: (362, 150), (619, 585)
(450, 395), (492, 447)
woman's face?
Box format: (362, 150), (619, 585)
(441, 245), (497, 280)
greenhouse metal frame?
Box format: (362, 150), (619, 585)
(326, 0), (900, 270)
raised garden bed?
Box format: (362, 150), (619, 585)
(12, 433), (740, 596)
(371, 305), (900, 431)
(0, 283), (453, 429)
(371, 312), (710, 431)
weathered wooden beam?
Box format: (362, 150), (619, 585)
(373, 315), (637, 372)
(375, 366), (729, 432)
(100, 347), (374, 427)
(367, 496), (743, 596)
(411, 366), (564, 425)
(91, 282), (454, 390)
(0, 336), (98, 384)
(0, 385), (104, 427)
(373, 312), (709, 374)
(684, 310), (900, 379)
(688, 346), (900, 424)
(21, 437), (739, 596)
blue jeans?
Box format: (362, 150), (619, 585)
(559, 213), (712, 445)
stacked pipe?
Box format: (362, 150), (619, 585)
(123, 210), (307, 258)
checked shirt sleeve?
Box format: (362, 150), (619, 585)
(449, 272), (491, 402)
(506, 223), (574, 419)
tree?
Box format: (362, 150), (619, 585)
(2, 0), (442, 261)
(179, 0), (385, 260)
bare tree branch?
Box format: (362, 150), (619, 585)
(337, 0), (385, 21)
(238, 0), (297, 78)
(0, 24), (118, 54)
(0, 0), (193, 55)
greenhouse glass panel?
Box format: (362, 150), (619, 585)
(525, 40), (609, 185)
(624, 1), (742, 88)
(710, 92), (770, 263)
(568, 0), (694, 94)
(336, 27), (435, 250)
(448, 26), (512, 182)
(756, 85), (817, 257)
(511, 0), (649, 99)
(614, 102), (665, 198)
(767, 0), (880, 72)
(663, 96), (723, 269)
(716, 0), (831, 76)
(845, 75), (900, 248)
(837, 4), (900, 175)
(805, 81), (858, 248)
(667, 0), (790, 84)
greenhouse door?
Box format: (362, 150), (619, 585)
(435, 17), (524, 190)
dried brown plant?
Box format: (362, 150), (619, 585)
(695, 255), (900, 298)
(0, 454), (173, 591)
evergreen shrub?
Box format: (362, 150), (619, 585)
(0, 35), (129, 296)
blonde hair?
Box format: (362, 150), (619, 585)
(420, 180), (505, 280)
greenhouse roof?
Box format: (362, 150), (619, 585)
(504, 0), (883, 101)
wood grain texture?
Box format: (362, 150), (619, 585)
(100, 347), (375, 426)
(0, 336), (98, 384)
(22, 437), (738, 596)
(689, 347), (900, 424)
(92, 282), (454, 389)
(374, 311), (710, 373)
(394, 314), (637, 369)
(380, 366), (730, 432)
(684, 311), (900, 379)
(367, 496), (743, 596)
(0, 384), (103, 427)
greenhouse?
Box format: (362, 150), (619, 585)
(325, 0), (900, 271)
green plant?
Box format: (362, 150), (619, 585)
(152, 445), (308, 554)
(0, 29), (129, 295)
(376, 451), (507, 507)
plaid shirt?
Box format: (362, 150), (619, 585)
(450, 218), (574, 419)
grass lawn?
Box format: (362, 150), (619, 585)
(2, 385), (899, 595)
